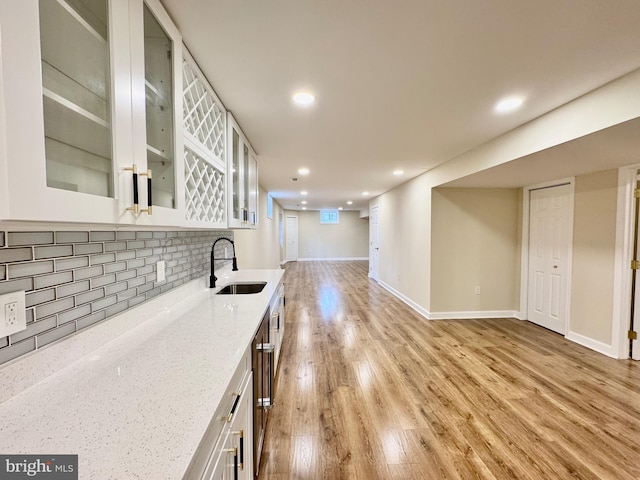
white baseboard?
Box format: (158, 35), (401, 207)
(379, 279), (620, 359)
(428, 310), (520, 320)
(298, 257), (369, 261)
(377, 280), (430, 319)
(565, 331), (619, 359)
(378, 280), (429, 320)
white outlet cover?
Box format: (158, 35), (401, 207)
(0, 290), (27, 338)
(156, 260), (166, 282)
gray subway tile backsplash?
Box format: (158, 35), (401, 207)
(76, 288), (105, 306)
(56, 257), (90, 271)
(0, 248), (33, 264)
(75, 243), (103, 255)
(33, 271), (74, 290)
(56, 231), (89, 244)
(34, 245), (73, 260)
(36, 297), (75, 320)
(0, 228), (233, 366)
(7, 231), (55, 246)
(26, 289), (56, 308)
(90, 231), (116, 242)
(57, 280), (90, 298)
(8, 260), (55, 279)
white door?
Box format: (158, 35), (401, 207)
(369, 205), (380, 280)
(285, 215), (298, 262)
(527, 184), (572, 334)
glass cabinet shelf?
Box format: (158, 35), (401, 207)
(144, 2), (175, 209)
(39, 0), (113, 197)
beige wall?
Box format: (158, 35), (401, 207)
(431, 188), (521, 313)
(570, 169), (618, 344)
(234, 187), (284, 269)
(371, 174), (432, 311)
(286, 209), (369, 259)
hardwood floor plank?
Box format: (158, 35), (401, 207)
(258, 261), (640, 479)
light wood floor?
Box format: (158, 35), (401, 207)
(258, 261), (640, 480)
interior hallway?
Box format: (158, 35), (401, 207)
(258, 260), (640, 479)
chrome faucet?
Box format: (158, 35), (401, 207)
(210, 237), (238, 288)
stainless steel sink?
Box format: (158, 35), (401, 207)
(216, 282), (267, 295)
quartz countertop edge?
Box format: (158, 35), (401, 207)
(0, 268), (285, 480)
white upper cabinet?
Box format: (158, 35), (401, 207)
(0, 0), (183, 226)
(131, 0), (184, 226)
(182, 49), (227, 228)
(227, 112), (258, 229)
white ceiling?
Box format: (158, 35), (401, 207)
(161, 0), (640, 209)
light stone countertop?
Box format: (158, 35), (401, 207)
(0, 268), (285, 480)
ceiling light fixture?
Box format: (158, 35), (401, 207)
(393, 169), (404, 176)
(292, 92), (315, 107)
(302, 207), (307, 210)
(338, 207), (343, 211)
(494, 96), (524, 114)
(298, 167), (310, 176)
(301, 200), (307, 205)
(347, 201), (353, 205)
(362, 191), (369, 196)
(300, 191), (308, 195)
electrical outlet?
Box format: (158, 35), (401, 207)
(5, 302), (18, 326)
(0, 290), (26, 338)
(156, 260), (166, 282)
(474, 286), (481, 295)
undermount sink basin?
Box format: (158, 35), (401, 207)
(216, 282), (267, 295)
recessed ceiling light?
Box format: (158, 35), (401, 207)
(298, 167), (310, 176)
(393, 169), (404, 176)
(362, 191), (369, 196)
(300, 191), (308, 195)
(301, 200), (307, 205)
(292, 92), (315, 107)
(302, 207), (307, 210)
(347, 201), (353, 205)
(494, 96), (524, 114)
(338, 207), (343, 211)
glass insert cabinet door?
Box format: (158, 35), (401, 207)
(39, 0), (113, 197)
(144, 3), (175, 209)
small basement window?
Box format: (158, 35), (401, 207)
(320, 209), (339, 224)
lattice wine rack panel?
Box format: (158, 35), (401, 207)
(184, 147), (225, 223)
(183, 60), (225, 161)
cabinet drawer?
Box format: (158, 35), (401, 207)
(183, 345), (251, 479)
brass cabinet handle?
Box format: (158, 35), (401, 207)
(124, 166), (139, 214)
(232, 429), (244, 470)
(139, 169), (153, 215)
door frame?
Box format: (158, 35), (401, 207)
(285, 214), (298, 262)
(369, 204), (380, 281)
(519, 178), (575, 336)
(612, 164), (640, 359)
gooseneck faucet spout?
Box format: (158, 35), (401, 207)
(210, 237), (238, 288)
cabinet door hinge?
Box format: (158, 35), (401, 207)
(629, 330), (638, 340)
(632, 260), (640, 270)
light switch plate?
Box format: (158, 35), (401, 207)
(0, 290), (27, 338)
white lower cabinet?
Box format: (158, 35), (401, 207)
(186, 343), (253, 480)
(205, 374), (253, 480)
